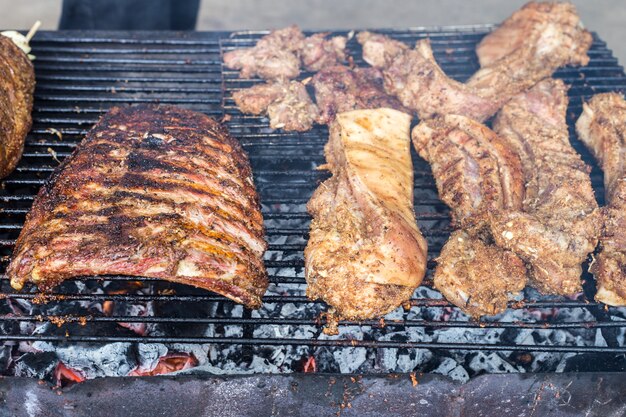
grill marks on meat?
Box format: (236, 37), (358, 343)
(356, 31), (408, 69)
(412, 115), (527, 316)
(305, 109), (427, 322)
(576, 93), (626, 305)
(412, 115), (525, 229)
(223, 26), (348, 80)
(232, 80), (320, 131)
(381, 2), (592, 121)
(7, 105), (268, 309)
(223, 25), (305, 80)
(0, 36), (35, 178)
(312, 66), (409, 124)
(491, 79), (600, 297)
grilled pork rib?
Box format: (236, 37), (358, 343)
(7, 105), (268, 309)
(0, 35), (35, 178)
(576, 93), (626, 305)
(356, 31), (408, 69)
(412, 115), (527, 316)
(382, 2), (592, 121)
(232, 80), (320, 131)
(305, 108), (427, 321)
(491, 79), (600, 296)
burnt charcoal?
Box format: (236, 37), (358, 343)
(13, 351), (58, 380)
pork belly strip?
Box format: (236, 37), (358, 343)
(491, 79), (600, 297)
(576, 93), (626, 305)
(311, 65), (410, 124)
(412, 115), (528, 316)
(232, 80), (320, 131)
(305, 108), (427, 320)
(383, 1), (591, 121)
(7, 104), (268, 309)
(0, 35), (35, 179)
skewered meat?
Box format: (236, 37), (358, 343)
(356, 31), (408, 69)
(435, 230), (527, 317)
(412, 114), (525, 229)
(312, 66), (409, 124)
(223, 25), (304, 80)
(412, 115), (527, 316)
(7, 104), (268, 309)
(383, 2), (592, 121)
(576, 93), (626, 305)
(305, 108), (427, 321)
(0, 35), (35, 178)
(476, 2), (590, 67)
(232, 80), (320, 131)
(301, 33), (348, 72)
(491, 79), (600, 296)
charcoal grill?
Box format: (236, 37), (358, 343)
(0, 26), (626, 413)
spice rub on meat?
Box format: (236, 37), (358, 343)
(0, 35), (35, 178)
(576, 93), (626, 306)
(412, 115), (528, 316)
(232, 80), (320, 131)
(491, 79), (600, 297)
(7, 104), (268, 309)
(312, 65), (409, 124)
(305, 108), (427, 322)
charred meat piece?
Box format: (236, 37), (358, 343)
(223, 25), (304, 80)
(301, 33), (348, 72)
(576, 93), (626, 305)
(0, 35), (35, 178)
(412, 115), (527, 317)
(412, 114), (524, 229)
(7, 105), (268, 309)
(312, 65), (409, 124)
(306, 109), (427, 321)
(491, 79), (600, 297)
(476, 2), (591, 67)
(356, 31), (408, 69)
(384, 2), (592, 121)
(435, 231), (527, 317)
(232, 80), (320, 131)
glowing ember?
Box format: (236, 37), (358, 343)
(129, 353), (198, 377)
(303, 356), (317, 373)
(54, 362), (85, 387)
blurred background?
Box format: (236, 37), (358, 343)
(0, 0), (623, 63)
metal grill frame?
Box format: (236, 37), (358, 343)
(1, 28), (626, 377)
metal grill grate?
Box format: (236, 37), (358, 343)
(1, 28), (626, 377)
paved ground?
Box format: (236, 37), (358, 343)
(0, 0), (624, 65)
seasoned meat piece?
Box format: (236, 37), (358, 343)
(312, 65), (409, 124)
(491, 79), (600, 296)
(306, 109), (427, 322)
(412, 115), (527, 317)
(412, 114), (524, 229)
(7, 105), (268, 309)
(435, 231), (527, 317)
(0, 35), (35, 178)
(384, 2), (592, 122)
(223, 25), (304, 80)
(576, 93), (626, 305)
(476, 2), (590, 67)
(232, 80), (319, 131)
(301, 33), (348, 72)
(356, 31), (408, 69)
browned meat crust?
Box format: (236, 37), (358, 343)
(7, 104), (268, 309)
(223, 25), (305, 80)
(412, 115), (528, 317)
(356, 31), (408, 69)
(576, 93), (626, 305)
(305, 109), (427, 321)
(382, 2), (592, 121)
(491, 79), (600, 297)
(312, 65), (410, 124)
(301, 33), (348, 72)
(0, 35), (35, 178)
(232, 80), (320, 131)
